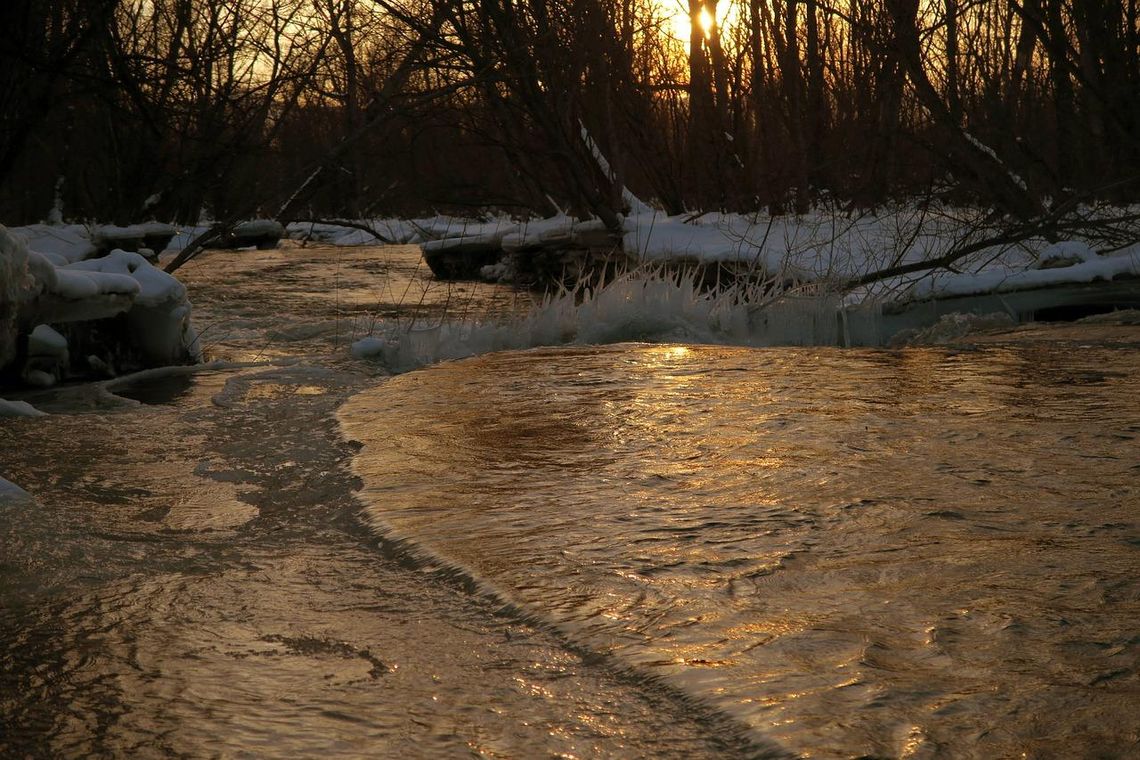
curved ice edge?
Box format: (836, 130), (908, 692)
(102, 359), (269, 389)
(0, 476), (33, 504)
(99, 359), (289, 404)
(335, 403), (792, 759)
(0, 360), (282, 415)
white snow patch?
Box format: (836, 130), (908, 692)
(908, 245), (1140, 301)
(0, 399), (46, 417)
(65, 250), (185, 307)
(9, 224), (97, 264)
(28, 324), (68, 360)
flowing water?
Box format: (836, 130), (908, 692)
(341, 342), (1140, 758)
(3, 244), (1139, 758)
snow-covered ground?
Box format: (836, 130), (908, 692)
(0, 224), (197, 410)
(287, 206), (1140, 302)
(296, 206), (1138, 372)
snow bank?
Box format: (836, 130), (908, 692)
(296, 207), (1048, 290)
(906, 242), (1140, 301)
(406, 207), (1140, 309)
(1, 224), (199, 387)
(350, 211), (1140, 371)
(9, 224), (97, 265)
(618, 208), (1014, 286)
(10, 222), (179, 262)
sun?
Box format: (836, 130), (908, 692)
(668, 3), (724, 43)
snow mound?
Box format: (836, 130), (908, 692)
(65, 249), (185, 307)
(1, 225), (199, 384)
(9, 224), (97, 265)
(62, 251), (195, 365)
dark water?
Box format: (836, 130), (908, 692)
(3, 244), (1139, 758)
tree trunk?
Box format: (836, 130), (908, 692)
(888, 0), (1043, 219)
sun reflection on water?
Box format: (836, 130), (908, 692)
(341, 340), (1140, 758)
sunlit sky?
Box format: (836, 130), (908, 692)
(666, 0), (736, 42)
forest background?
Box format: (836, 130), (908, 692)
(2, 0), (1138, 230)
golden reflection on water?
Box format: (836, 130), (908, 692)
(243, 383), (327, 400)
(341, 340), (1140, 759)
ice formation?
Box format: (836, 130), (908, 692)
(351, 272), (842, 373)
(0, 475), (34, 497)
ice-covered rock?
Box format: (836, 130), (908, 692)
(2, 225), (199, 384)
(224, 220), (285, 249)
(93, 222), (176, 254)
(27, 324), (67, 358)
(350, 335), (387, 359)
(1033, 241), (1098, 269)
(64, 250), (195, 364)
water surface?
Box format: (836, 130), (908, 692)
(4, 243), (1138, 758)
(341, 341), (1140, 758)
(1, 246), (760, 758)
